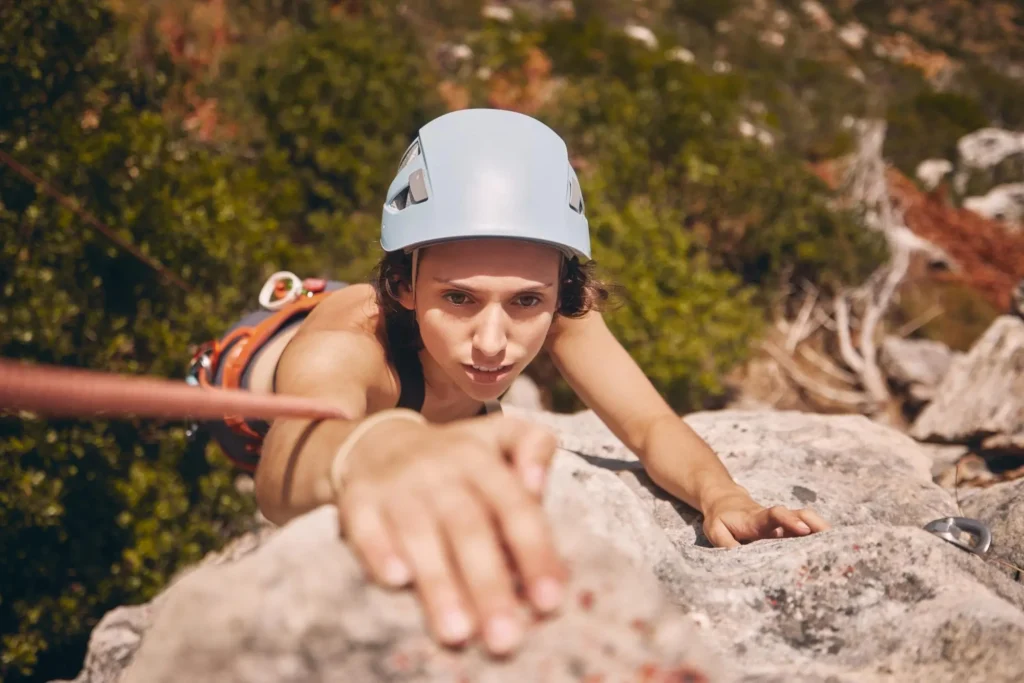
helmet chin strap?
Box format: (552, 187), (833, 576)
(410, 248), (421, 305)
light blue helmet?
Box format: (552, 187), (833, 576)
(380, 108), (591, 261)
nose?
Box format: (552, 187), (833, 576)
(472, 304), (508, 359)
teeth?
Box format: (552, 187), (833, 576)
(472, 364), (505, 372)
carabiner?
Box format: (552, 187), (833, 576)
(924, 516), (992, 557)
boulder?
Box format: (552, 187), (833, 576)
(963, 182), (1024, 226)
(910, 316), (1024, 444)
(879, 336), (958, 393)
(59, 410), (1024, 683)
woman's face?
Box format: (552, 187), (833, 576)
(399, 239), (562, 402)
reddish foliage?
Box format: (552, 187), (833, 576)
(635, 663), (710, 683)
(887, 171), (1024, 312)
(487, 47), (555, 115)
(812, 161), (1024, 312)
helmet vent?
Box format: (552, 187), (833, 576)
(389, 187), (412, 211)
(388, 169), (429, 211)
(568, 176), (584, 215)
(397, 139), (422, 172)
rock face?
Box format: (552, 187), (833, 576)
(963, 478), (1024, 583)
(910, 315), (1024, 444)
(60, 410), (1024, 683)
(499, 374), (545, 411)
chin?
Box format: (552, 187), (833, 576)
(456, 363), (520, 401)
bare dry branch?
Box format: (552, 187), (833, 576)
(785, 287), (820, 352)
(859, 241), (911, 403)
(896, 304), (944, 338)
(834, 293), (866, 374)
(796, 345), (858, 384)
(760, 341), (872, 408)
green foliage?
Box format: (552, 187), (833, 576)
(1, 3), (450, 678)
(212, 10), (445, 281)
(670, 0), (737, 30)
(955, 60), (1024, 130)
(538, 20), (886, 297)
(0, 3), (284, 680)
(885, 92), (990, 175)
(587, 182), (762, 410)
(892, 280), (1002, 352)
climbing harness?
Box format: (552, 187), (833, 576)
(185, 271), (336, 470)
(923, 516), (992, 557)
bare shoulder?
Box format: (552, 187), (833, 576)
(276, 283), (399, 411)
(300, 283), (381, 334)
(545, 309), (608, 349)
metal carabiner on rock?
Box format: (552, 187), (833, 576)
(924, 516), (992, 557)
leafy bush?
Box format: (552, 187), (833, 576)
(586, 183), (763, 410)
(537, 20), (886, 297)
(210, 10), (445, 282)
(0, 3), (438, 680)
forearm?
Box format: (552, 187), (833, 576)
(639, 414), (750, 513)
(255, 417), (360, 524)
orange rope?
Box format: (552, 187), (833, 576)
(0, 358), (350, 423)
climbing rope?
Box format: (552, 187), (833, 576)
(0, 358), (351, 424)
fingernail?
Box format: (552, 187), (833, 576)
(485, 615), (523, 655)
(532, 578), (563, 612)
(524, 465), (545, 494)
(797, 522), (812, 534)
(440, 610), (473, 643)
(383, 558), (411, 586)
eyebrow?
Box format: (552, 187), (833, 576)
(432, 277), (555, 293)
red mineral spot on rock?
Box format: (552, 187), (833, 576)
(630, 617), (651, 634)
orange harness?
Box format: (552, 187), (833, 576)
(187, 274), (332, 469)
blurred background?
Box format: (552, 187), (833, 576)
(2, 1), (1023, 680)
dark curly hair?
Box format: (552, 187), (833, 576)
(370, 248), (612, 357)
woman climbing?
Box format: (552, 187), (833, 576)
(194, 108), (830, 657)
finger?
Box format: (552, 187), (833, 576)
(465, 460), (567, 615)
(385, 495), (475, 646)
(431, 485), (524, 656)
(704, 518), (741, 549)
(765, 506), (813, 536)
(339, 493), (411, 588)
(478, 416), (558, 496)
(795, 508), (831, 533)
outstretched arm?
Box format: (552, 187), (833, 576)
(545, 311), (830, 547)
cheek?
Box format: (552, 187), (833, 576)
(513, 311), (555, 354)
(416, 308), (462, 358)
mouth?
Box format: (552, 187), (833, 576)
(462, 363), (515, 383)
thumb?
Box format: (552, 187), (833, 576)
(480, 415), (558, 496)
(704, 518), (741, 550)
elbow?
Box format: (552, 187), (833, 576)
(253, 462), (288, 527)
(253, 431), (292, 527)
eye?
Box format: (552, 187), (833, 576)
(442, 291), (473, 306)
(516, 294), (543, 308)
